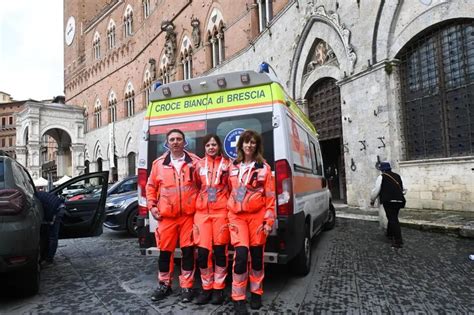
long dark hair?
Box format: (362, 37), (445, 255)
(235, 130), (264, 164)
(202, 134), (223, 156)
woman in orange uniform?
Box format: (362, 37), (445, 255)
(193, 134), (231, 305)
(227, 130), (275, 314)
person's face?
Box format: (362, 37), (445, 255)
(205, 138), (219, 157)
(167, 132), (185, 155)
(242, 137), (257, 159)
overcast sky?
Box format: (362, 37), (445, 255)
(0, 1), (63, 101)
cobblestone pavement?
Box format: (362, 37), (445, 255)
(1, 218), (473, 314)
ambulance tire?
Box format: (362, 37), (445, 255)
(290, 222), (311, 276)
(323, 203), (336, 231)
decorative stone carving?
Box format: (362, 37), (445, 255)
(307, 5), (357, 73)
(305, 39), (338, 75)
(191, 18), (201, 48)
(148, 58), (156, 80)
(161, 21), (177, 66)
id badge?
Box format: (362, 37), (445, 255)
(236, 186), (247, 202)
(207, 187), (217, 202)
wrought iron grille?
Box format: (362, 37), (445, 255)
(399, 19), (474, 160)
(307, 77), (342, 140)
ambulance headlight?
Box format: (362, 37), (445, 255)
(240, 73), (250, 84)
(182, 83), (192, 93)
(162, 87), (171, 97)
(217, 77), (227, 88)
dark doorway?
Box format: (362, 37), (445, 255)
(112, 155), (118, 182)
(97, 158), (103, 172)
(127, 152), (136, 176)
(306, 77), (346, 201)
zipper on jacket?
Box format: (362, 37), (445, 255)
(174, 171), (182, 216)
(208, 158), (215, 214)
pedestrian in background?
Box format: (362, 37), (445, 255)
(227, 130), (275, 314)
(370, 162), (407, 248)
(193, 134), (231, 305)
(146, 129), (200, 303)
(35, 190), (65, 264)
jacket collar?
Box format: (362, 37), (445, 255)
(233, 160), (264, 169)
(163, 150), (193, 166)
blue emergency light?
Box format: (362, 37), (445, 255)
(259, 62), (270, 73)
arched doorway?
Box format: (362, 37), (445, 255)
(306, 77), (346, 201)
(127, 152), (136, 176)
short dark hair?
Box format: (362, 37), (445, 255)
(235, 130), (264, 164)
(166, 129), (185, 141)
(202, 134), (223, 156)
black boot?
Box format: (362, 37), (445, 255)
(195, 289), (212, 305)
(210, 289), (225, 305)
(250, 293), (262, 310)
(233, 300), (249, 315)
(151, 283), (172, 301)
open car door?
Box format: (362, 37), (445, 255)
(51, 171), (109, 238)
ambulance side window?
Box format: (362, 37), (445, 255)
(310, 141), (323, 176)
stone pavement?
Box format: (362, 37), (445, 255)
(335, 202), (474, 238)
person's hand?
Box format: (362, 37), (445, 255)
(263, 223), (272, 235)
(150, 206), (162, 221)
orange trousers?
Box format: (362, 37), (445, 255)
(155, 215), (194, 288)
(194, 211), (230, 290)
(228, 208), (267, 301)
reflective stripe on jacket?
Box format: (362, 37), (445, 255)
(146, 150), (200, 217)
(227, 161), (275, 225)
(195, 155), (231, 213)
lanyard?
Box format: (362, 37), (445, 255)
(238, 161), (255, 186)
(204, 156), (224, 186)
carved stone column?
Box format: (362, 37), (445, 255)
(27, 142), (41, 180)
(71, 143), (85, 177)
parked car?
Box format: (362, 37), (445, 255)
(0, 152), (109, 296)
(103, 176), (138, 236)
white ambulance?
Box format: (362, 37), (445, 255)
(136, 69), (335, 275)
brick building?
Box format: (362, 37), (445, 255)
(64, 0), (474, 212)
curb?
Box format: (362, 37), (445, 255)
(336, 213), (474, 239)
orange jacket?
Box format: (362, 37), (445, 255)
(227, 161), (276, 226)
(195, 155), (231, 213)
(146, 151), (200, 218)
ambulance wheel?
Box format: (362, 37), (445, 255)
(290, 223), (311, 276)
(323, 203), (336, 231)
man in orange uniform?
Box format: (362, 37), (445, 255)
(227, 130), (275, 314)
(193, 134), (231, 305)
(146, 129), (200, 303)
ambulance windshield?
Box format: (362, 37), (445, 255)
(147, 112), (274, 168)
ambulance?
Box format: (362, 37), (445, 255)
(136, 66), (335, 275)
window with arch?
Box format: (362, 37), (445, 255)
(93, 31), (101, 59)
(208, 23), (225, 68)
(124, 82), (135, 117)
(143, 70), (152, 107)
(180, 37), (193, 80)
(257, 0), (272, 32)
(160, 65), (171, 84)
(94, 99), (102, 128)
(398, 19), (474, 159)
(123, 5), (134, 37)
(108, 91), (117, 123)
(107, 20), (116, 49)
(143, 0), (151, 19)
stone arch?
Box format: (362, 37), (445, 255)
(123, 132), (134, 155)
(387, 2), (474, 59)
(205, 7), (225, 34)
(93, 140), (104, 160)
(290, 5), (357, 100)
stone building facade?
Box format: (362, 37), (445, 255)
(64, 0), (474, 211)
